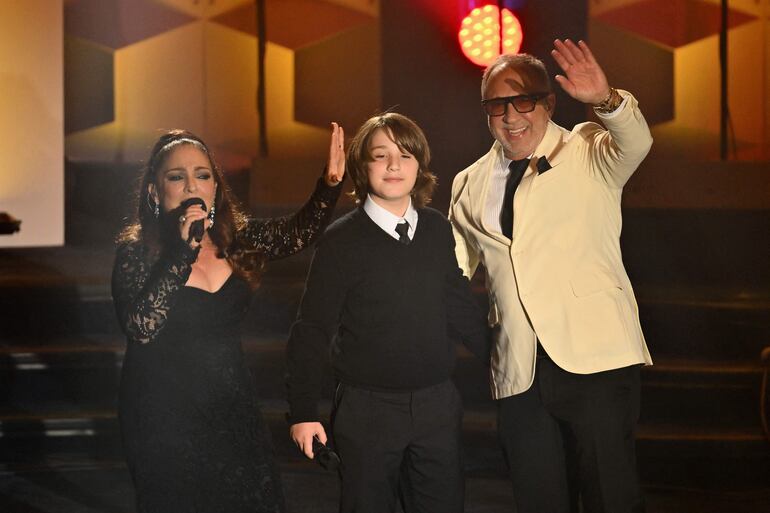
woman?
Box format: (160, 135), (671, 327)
(112, 126), (345, 513)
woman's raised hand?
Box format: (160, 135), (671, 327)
(324, 122), (345, 186)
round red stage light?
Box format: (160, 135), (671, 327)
(458, 5), (523, 67)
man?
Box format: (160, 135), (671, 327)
(449, 39), (653, 513)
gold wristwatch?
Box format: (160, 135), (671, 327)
(593, 87), (622, 114)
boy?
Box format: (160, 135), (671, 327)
(286, 112), (489, 513)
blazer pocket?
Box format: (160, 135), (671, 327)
(570, 268), (622, 297)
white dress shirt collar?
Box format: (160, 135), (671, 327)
(363, 194), (418, 241)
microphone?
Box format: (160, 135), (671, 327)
(179, 197), (207, 243)
(312, 437), (341, 471)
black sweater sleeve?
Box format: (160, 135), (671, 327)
(442, 221), (491, 364)
(285, 233), (348, 423)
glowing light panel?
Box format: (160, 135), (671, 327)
(458, 5), (522, 67)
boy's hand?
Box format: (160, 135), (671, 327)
(290, 421), (327, 459)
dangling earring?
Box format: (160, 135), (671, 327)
(147, 191), (159, 218)
(208, 200), (216, 227)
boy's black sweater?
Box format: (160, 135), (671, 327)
(286, 207), (490, 423)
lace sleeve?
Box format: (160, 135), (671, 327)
(239, 176), (342, 261)
(111, 239), (200, 344)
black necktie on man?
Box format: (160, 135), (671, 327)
(500, 158), (530, 239)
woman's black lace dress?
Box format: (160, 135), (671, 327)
(112, 179), (340, 513)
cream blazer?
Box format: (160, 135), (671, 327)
(449, 91), (654, 399)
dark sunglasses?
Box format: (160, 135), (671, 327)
(481, 93), (549, 116)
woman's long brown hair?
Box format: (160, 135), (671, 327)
(117, 129), (265, 287)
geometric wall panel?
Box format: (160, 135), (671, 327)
(295, 22), (381, 131)
(63, 0), (383, 208)
(594, 0), (756, 49)
(591, 0), (757, 128)
(589, 21), (674, 126)
(211, 0), (374, 49)
(65, 0), (194, 49)
(592, 0), (765, 159)
(200, 22), (260, 162)
(0, 0), (64, 247)
(65, 36), (114, 134)
(155, 0), (250, 19)
(211, 0), (380, 131)
(111, 23), (207, 157)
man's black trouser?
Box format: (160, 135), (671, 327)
(498, 351), (645, 513)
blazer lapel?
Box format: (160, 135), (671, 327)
(466, 127), (562, 245)
(532, 121), (565, 171)
(504, 122), (564, 242)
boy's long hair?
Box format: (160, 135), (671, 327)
(346, 112), (437, 208)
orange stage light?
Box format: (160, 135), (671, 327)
(458, 4), (522, 67)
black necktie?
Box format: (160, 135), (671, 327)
(500, 158), (530, 239)
(395, 221), (410, 244)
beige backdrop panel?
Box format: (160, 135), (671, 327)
(0, 0), (64, 247)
